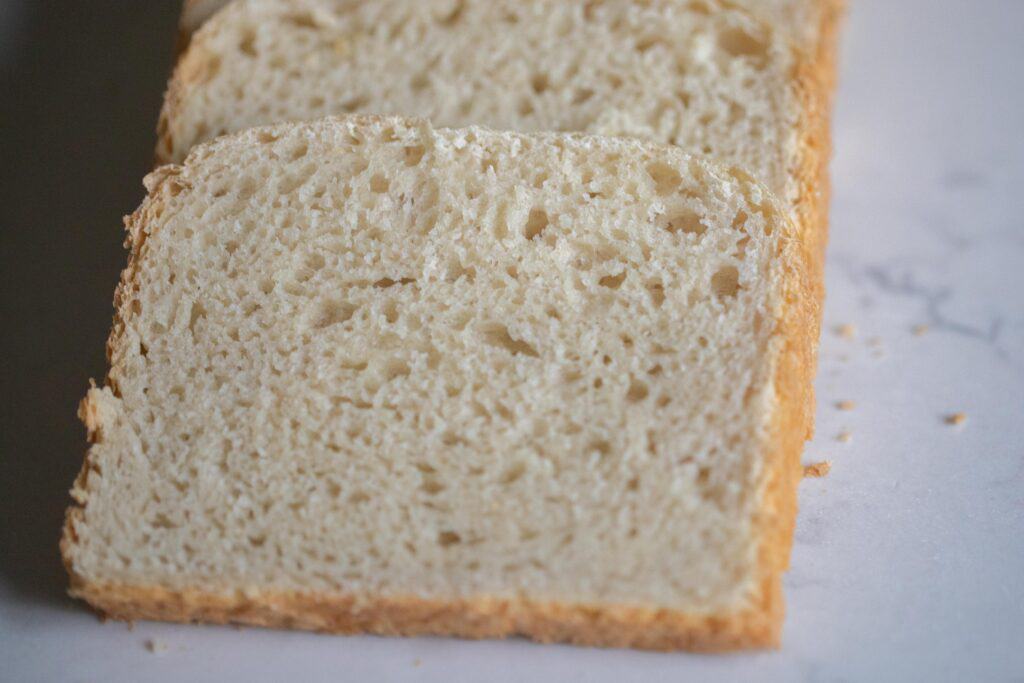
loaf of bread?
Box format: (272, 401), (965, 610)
(62, 115), (814, 650)
(160, 0), (833, 301)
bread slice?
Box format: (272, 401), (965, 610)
(63, 115), (814, 650)
(159, 0), (832, 299)
(179, 0), (842, 55)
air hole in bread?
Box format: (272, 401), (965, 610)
(501, 461), (527, 485)
(239, 29), (257, 57)
(383, 300), (400, 324)
(480, 324), (539, 358)
(711, 265), (740, 299)
(437, 531), (461, 547)
(523, 209), (549, 241)
(531, 73), (551, 94)
(599, 272), (627, 289)
(718, 27), (768, 65)
(636, 35), (667, 53)
(647, 282), (666, 307)
(341, 96), (368, 113)
(421, 479), (445, 495)
(256, 131), (278, 145)
(435, 0), (466, 26)
(404, 145), (425, 166)
(188, 302), (206, 335)
(647, 162), (683, 196)
(311, 299), (356, 328)
(662, 207), (706, 236)
(285, 12), (320, 30)
(627, 380), (650, 403)
(572, 88), (595, 104)
(370, 173), (389, 193)
(410, 72), (430, 92)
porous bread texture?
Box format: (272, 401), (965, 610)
(160, 0), (826, 257)
(179, 0), (840, 53)
(63, 115), (814, 650)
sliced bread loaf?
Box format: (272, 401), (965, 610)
(159, 0), (832, 298)
(63, 115), (814, 650)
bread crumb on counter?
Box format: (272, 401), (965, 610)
(145, 639), (169, 655)
(837, 431), (852, 443)
(835, 400), (856, 411)
(912, 324), (930, 336)
(804, 461), (832, 478)
(945, 412), (968, 427)
(834, 323), (856, 338)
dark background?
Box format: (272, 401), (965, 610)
(1, 1), (182, 608)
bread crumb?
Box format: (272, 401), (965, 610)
(145, 639), (169, 655)
(912, 324), (929, 336)
(413, 659), (423, 667)
(945, 412), (967, 427)
(804, 461), (832, 478)
(837, 431), (852, 443)
(834, 323), (856, 338)
(835, 400), (856, 411)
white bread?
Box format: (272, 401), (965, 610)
(63, 115), (815, 650)
(179, 0), (842, 53)
(160, 0), (832, 295)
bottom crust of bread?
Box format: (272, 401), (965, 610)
(65, 573), (782, 652)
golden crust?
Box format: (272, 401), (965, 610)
(62, 572), (782, 651)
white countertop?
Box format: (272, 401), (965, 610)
(3, 1), (1022, 680)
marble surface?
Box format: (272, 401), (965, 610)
(2, 1), (1022, 681)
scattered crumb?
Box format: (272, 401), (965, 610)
(912, 324), (929, 336)
(867, 337), (883, 347)
(837, 431), (852, 443)
(945, 412), (968, 427)
(125, 621), (135, 632)
(835, 400), (856, 411)
(413, 659), (423, 667)
(145, 639), (169, 655)
(804, 461), (832, 478)
(834, 323), (856, 339)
